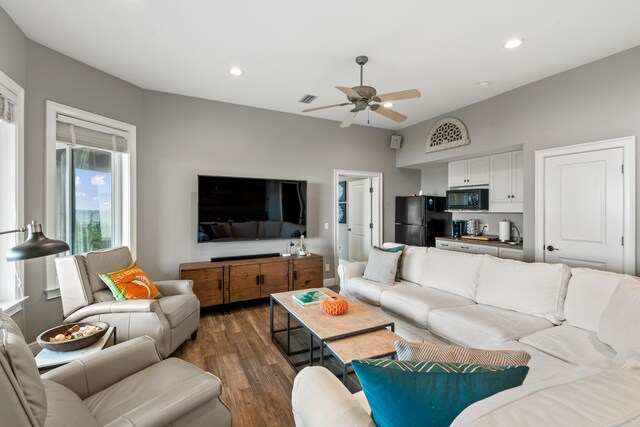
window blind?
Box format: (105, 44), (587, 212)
(56, 114), (128, 153)
(0, 93), (15, 123)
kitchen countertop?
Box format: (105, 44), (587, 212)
(436, 236), (524, 250)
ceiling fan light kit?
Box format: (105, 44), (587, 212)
(302, 55), (421, 128)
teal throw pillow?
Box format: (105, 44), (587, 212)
(352, 359), (529, 427)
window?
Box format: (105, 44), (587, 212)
(0, 71), (24, 312)
(46, 102), (136, 292)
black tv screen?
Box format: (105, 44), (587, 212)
(197, 175), (307, 242)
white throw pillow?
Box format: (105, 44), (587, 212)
(597, 278), (640, 356)
(564, 268), (630, 332)
(362, 247), (402, 285)
(419, 248), (483, 300)
(476, 256), (571, 324)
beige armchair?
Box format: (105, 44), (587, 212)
(0, 309), (231, 427)
(55, 246), (199, 358)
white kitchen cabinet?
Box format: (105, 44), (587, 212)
(489, 150), (523, 212)
(473, 245), (499, 256)
(448, 157), (489, 187)
(435, 240), (455, 250)
(454, 242), (475, 253)
(435, 239), (522, 260)
(498, 247), (524, 260)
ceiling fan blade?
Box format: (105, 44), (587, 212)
(302, 103), (350, 113)
(336, 86), (362, 99)
(339, 111), (359, 128)
(372, 106), (407, 123)
(373, 89), (421, 103)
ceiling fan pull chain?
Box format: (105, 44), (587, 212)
(367, 109), (370, 124)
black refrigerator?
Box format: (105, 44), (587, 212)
(395, 196), (451, 247)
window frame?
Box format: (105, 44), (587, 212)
(0, 70), (25, 314)
(45, 101), (137, 296)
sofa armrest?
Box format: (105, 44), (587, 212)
(292, 367), (374, 427)
(337, 261), (367, 296)
(42, 336), (162, 399)
(103, 373), (222, 427)
(154, 280), (194, 296)
(65, 300), (161, 322)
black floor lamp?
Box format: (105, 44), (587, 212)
(2, 221), (69, 261)
(1, 221), (69, 326)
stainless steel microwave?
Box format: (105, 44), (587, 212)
(446, 188), (489, 211)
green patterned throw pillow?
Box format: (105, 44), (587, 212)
(352, 359), (529, 427)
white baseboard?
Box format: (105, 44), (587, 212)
(323, 278), (335, 288)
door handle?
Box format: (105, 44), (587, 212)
(546, 245), (559, 252)
(261, 274), (265, 285)
(293, 271), (298, 281)
(218, 279), (222, 290)
(347, 228), (352, 231)
(256, 275), (260, 285)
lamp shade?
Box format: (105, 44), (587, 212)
(6, 222), (69, 261)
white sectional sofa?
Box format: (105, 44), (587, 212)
(291, 244), (640, 426)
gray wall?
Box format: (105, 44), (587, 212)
(137, 91), (419, 280)
(21, 41), (144, 339)
(398, 46), (640, 265)
(0, 7), (419, 339)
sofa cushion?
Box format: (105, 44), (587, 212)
(264, 221), (283, 238)
(519, 325), (618, 368)
(598, 278), (640, 356)
(476, 256), (570, 324)
(43, 379), (99, 427)
(352, 359), (529, 427)
(380, 287), (474, 329)
(84, 358), (221, 425)
(395, 341), (531, 366)
(86, 247), (134, 293)
(564, 268), (629, 332)
(419, 248), (483, 300)
(451, 367), (640, 427)
(346, 277), (417, 306)
(0, 310), (47, 426)
(362, 247), (402, 285)
(158, 294), (200, 328)
(489, 341), (574, 385)
(429, 305), (553, 348)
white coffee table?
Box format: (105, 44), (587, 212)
(35, 326), (115, 371)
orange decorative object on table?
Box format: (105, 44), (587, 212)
(321, 296), (349, 316)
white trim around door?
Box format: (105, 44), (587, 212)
(534, 136), (636, 274)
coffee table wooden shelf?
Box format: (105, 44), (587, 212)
(269, 288), (398, 384)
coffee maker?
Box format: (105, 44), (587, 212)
(452, 220), (466, 239)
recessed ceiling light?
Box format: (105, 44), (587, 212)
(504, 38), (524, 49)
(383, 102), (393, 108)
(229, 67), (244, 76)
(477, 80), (490, 87)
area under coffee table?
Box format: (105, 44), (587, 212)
(269, 288), (396, 381)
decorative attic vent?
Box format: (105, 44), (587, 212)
(299, 94), (318, 104)
(426, 117), (470, 153)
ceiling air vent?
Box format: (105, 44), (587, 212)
(298, 94), (317, 104)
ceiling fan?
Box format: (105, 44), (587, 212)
(302, 55), (421, 128)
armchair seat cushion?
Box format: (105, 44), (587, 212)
(43, 380), (99, 427)
(84, 358), (221, 425)
(158, 294), (200, 328)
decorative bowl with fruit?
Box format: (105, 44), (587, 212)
(36, 322), (109, 352)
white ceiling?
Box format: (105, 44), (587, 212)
(3, 0), (640, 130)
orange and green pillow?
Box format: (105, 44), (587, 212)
(99, 262), (162, 301)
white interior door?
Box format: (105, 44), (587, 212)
(348, 178), (372, 261)
(543, 148), (624, 272)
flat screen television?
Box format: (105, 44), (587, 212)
(197, 175), (307, 242)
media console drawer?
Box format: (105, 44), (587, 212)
(179, 254), (323, 310)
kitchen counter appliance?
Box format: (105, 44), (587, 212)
(446, 188), (489, 211)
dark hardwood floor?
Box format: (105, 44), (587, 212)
(173, 301), (298, 427)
